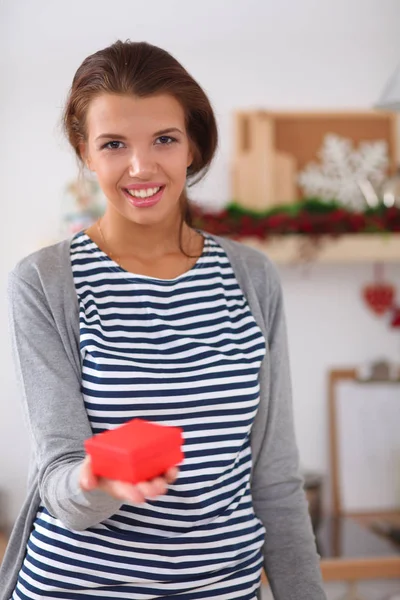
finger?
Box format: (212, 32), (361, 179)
(136, 480), (159, 498)
(164, 467), (179, 484)
(120, 482), (147, 504)
(104, 480), (146, 504)
(137, 478), (166, 498)
(149, 477), (168, 495)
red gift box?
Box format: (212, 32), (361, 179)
(84, 418), (184, 484)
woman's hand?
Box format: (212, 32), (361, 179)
(79, 455), (179, 503)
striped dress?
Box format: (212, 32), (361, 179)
(13, 231), (267, 600)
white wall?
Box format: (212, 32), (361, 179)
(1, 0), (400, 527)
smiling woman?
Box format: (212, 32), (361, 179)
(0, 40), (326, 600)
(83, 93), (193, 237)
(62, 41), (218, 277)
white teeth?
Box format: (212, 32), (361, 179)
(127, 186), (161, 199)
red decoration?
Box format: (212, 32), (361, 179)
(192, 200), (400, 239)
(390, 306), (400, 328)
(85, 419), (184, 484)
(362, 264), (395, 316)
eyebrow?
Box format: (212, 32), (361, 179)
(95, 127), (184, 142)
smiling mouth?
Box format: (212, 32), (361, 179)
(125, 186), (164, 199)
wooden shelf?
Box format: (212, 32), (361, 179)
(240, 234), (400, 264)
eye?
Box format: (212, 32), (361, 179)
(101, 141), (125, 150)
(155, 136), (177, 145)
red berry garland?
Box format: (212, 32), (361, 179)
(191, 199), (400, 239)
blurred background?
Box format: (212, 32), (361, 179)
(1, 1), (400, 598)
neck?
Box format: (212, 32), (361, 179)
(99, 206), (195, 260)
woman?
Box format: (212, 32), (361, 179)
(0, 40), (326, 599)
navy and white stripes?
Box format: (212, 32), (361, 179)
(13, 231), (266, 599)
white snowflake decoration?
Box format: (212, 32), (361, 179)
(298, 134), (388, 210)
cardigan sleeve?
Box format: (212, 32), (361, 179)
(250, 263), (326, 599)
(8, 270), (122, 531)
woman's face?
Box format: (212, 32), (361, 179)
(83, 93), (193, 227)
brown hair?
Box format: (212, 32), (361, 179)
(63, 40), (218, 239)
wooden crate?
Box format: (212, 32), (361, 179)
(232, 110), (399, 211)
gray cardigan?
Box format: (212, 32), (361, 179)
(0, 233), (326, 600)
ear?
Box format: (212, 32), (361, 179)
(187, 146), (194, 169)
(79, 142), (93, 171)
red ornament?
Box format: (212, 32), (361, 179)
(390, 306), (400, 328)
(362, 263), (396, 316)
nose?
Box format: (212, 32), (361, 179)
(128, 148), (157, 178)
